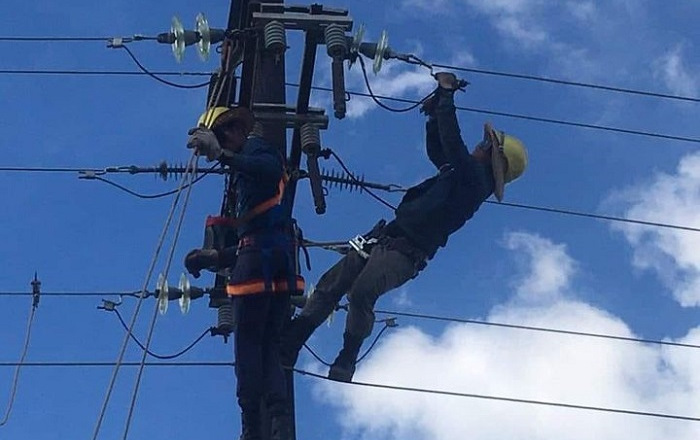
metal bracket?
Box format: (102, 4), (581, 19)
(252, 4), (353, 31)
(348, 235), (378, 259)
(252, 103), (329, 129)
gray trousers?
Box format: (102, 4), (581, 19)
(299, 243), (419, 339)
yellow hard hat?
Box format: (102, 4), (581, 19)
(485, 124), (528, 201)
(502, 133), (528, 183)
(197, 106), (230, 129)
(196, 106), (255, 135)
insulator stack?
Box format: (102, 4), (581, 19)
(324, 24), (347, 58)
(156, 161), (189, 181)
(320, 168), (366, 193)
(264, 21), (287, 55)
(217, 301), (235, 335)
(300, 124), (321, 150)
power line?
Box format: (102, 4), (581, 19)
(118, 45), (210, 89)
(0, 302), (37, 427)
(294, 368), (700, 423)
(302, 320), (394, 366)
(91, 154), (199, 440)
(1, 69), (698, 144)
(373, 309), (700, 350)
(0, 361), (233, 367)
(325, 85), (700, 145)
(2, 357), (697, 422)
(487, 200), (700, 234)
(431, 63), (700, 104)
(2, 37), (697, 103)
(0, 69), (209, 77)
(111, 309), (212, 360)
(3, 286), (696, 351)
(3, 164), (700, 235)
(0, 37), (111, 42)
(0, 166), (104, 173)
(0, 291), (143, 297)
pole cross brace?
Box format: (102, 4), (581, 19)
(253, 103), (329, 129)
(252, 8), (353, 31)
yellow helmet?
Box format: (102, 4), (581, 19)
(502, 133), (528, 183)
(196, 106), (254, 135)
(197, 106), (229, 129)
(485, 124), (528, 202)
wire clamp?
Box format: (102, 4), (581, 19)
(348, 235), (377, 259)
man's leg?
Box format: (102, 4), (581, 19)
(234, 294), (271, 440)
(262, 293), (293, 440)
(330, 244), (418, 382)
(280, 250), (367, 367)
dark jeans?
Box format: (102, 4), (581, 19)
(299, 241), (420, 340)
(234, 292), (290, 413)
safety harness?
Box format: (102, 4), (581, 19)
(210, 170), (306, 297)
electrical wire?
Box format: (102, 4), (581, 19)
(4, 164), (700, 235)
(3, 286), (696, 351)
(328, 150), (397, 211)
(0, 302), (37, 427)
(0, 69), (210, 77)
(356, 323), (390, 363)
(0, 361), (234, 367)
(358, 56), (434, 113)
(1, 68), (698, 144)
(373, 309), (700, 350)
(111, 309), (211, 360)
(87, 174), (209, 200)
(302, 344), (332, 367)
(0, 166), (103, 173)
(119, 46), (210, 89)
(121, 157), (199, 440)
(91, 153), (198, 440)
(293, 368), (700, 422)
(486, 200), (700, 234)
(296, 83), (700, 145)
(0, 291), (144, 297)
(430, 63), (700, 104)
(0, 36), (111, 42)
(3, 37), (699, 103)
(302, 321), (393, 367)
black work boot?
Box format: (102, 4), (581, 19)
(280, 316), (316, 368)
(328, 332), (364, 382)
(238, 409), (262, 440)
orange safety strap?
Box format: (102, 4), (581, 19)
(224, 172), (288, 229)
(226, 275), (305, 296)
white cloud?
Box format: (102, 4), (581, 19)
(654, 44), (699, 97)
(503, 232), (577, 302)
(606, 152), (700, 307)
(311, 232), (700, 440)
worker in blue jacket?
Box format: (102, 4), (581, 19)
(281, 72), (529, 382)
(184, 106), (302, 440)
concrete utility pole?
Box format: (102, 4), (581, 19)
(199, 2), (357, 438)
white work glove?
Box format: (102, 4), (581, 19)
(187, 127), (222, 162)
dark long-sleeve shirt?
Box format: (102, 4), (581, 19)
(219, 136), (290, 237)
(386, 91), (494, 259)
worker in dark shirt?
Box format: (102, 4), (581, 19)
(184, 106), (301, 440)
(280, 72), (529, 382)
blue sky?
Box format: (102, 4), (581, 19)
(2, 1), (700, 439)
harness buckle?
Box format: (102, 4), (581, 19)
(348, 235), (378, 259)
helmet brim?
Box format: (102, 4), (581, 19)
(484, 123), (506, 202)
